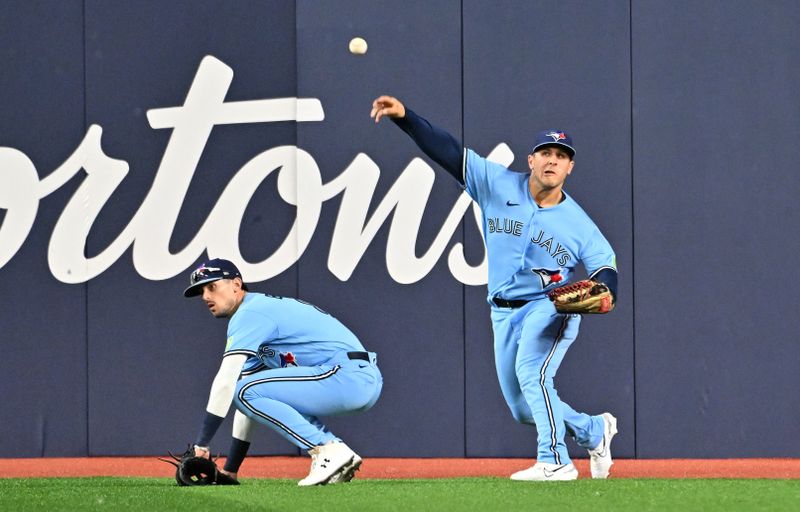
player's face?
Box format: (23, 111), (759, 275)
(528, 146), (574, 191)
(200, 278), (243, 318)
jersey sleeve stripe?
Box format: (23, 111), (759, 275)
(225, 349), (257, 357)
(588, 266), (617, 279)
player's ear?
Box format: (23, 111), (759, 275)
(566, 159), (575, 175)
(527, 153), (535, 170)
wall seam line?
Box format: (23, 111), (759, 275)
(460, 0), (468, 458)
(629, 0), (638, 460)
(82, 0), (90, 458)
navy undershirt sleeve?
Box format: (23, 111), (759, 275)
(223, 438), (251, 473)
(195, 412), (225, 447)
(391, 108), (464, 185)
(592, 268), (618, 303)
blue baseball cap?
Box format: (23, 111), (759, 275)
(183, 258), (243, 297)
(531, 130), (575, 158)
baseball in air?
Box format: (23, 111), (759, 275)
(349, 37), (368, 55)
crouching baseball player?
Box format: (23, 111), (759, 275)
(182, 258), (382, 486)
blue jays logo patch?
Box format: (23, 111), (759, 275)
(532, 268), (563, 288)
(190, 264), (221, 282)
(279, 352), (298, 367)
(545, 131), (567, 142)
(545, 132), (567, 142)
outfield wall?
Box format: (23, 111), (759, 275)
(1, 0), (798, 458)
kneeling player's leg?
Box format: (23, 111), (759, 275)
(233, 363), (378, 450)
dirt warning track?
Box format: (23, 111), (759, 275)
(1, 457), (799, 479)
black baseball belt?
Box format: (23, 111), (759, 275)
(492, 297), (531, 309)
(347, 351), (371, 362)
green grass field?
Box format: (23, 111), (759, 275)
(1, 477), (798, 512)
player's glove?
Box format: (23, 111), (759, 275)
(547, 279), (614, 314)
(158, 445), (239, 486)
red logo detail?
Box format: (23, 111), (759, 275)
(280, 352), (297, 367)
(551, 273), (563, 283)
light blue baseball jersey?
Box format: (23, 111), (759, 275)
(224, 293), (366, 376)
(463, 149), (616, 302)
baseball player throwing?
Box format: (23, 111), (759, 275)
(183, 258), (382, 486)
(371, 96), (618, 481)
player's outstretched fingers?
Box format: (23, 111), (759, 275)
(371, 96), (404, 123)
(370, 95), (391, 120)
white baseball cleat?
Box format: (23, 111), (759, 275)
(298, 441), (361, 486)
(510, 462), (579, 481)
(588, 412), (618, 479)
(328, 452), (363, 484)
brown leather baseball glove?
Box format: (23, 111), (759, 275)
(547, 279), (614, 314)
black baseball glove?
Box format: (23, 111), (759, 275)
(159, 445), (239, 486)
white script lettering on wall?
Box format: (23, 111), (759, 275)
(0, 56), (519, 285)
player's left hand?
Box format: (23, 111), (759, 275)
(193, 445), (211, 459)
(547, 279), (614, 314)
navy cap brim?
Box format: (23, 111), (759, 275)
(532, 142), (575, 158)
(183, 276), (224, 298)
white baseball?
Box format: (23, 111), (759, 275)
(349, 37), (368, 55)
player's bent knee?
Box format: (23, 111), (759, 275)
(231, 391), (246, 412)
(509, 408), (535, 424)
(233, 382), (255, 408)
(506, 400), (535, 424)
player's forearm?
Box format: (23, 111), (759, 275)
(205, 357), (242, 417)
(391, 108), (464, 184)
(206, 374), (236, 417)
(194, 383), (234, 446)
(195, 411), (225, 447)
(195, 354), (246, 446)
(589, 268), (618, 303)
